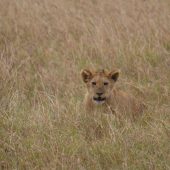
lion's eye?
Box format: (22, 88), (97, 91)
(104, 82), (109, 85)
(92, 82), (96, 85)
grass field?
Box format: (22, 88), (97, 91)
(0, 0), (170, 169)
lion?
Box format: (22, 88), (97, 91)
(81, 69), (146, 120)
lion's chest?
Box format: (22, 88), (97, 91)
(93, 104), (114, 115)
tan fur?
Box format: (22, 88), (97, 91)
(81, 69), (145, 120)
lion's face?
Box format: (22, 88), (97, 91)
(81, 69), (119, 104)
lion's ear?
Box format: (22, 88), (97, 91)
(108, 70), (120, 82)
(81, 69), (93, 83)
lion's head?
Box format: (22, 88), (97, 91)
(81, 69), (120, 104)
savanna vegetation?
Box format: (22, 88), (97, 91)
(0, 0), (170, 169)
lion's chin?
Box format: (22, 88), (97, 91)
(93, 97), (106, 104)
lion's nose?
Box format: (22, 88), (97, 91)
(96, 92), (103, 96)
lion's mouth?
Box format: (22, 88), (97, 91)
(93, 97), (106, 102)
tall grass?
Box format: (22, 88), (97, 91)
(0, 0), (170, 169)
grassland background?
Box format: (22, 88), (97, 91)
(0, 0), (170, 169)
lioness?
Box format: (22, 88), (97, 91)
(81, 69), (145, 120)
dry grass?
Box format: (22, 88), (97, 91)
(0, 0), (170, 169)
